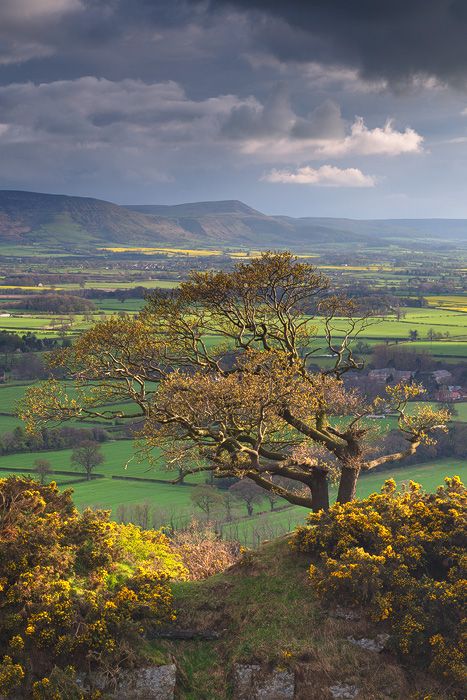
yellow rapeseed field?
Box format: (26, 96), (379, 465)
(425, 295), (467, 312)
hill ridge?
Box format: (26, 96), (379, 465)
(0, 189), (466, 250)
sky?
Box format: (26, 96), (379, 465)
(1, 0), (467, 217)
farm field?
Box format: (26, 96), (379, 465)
(0, 381), (142, 419)
(311, 309), (467, 339)
(1, 376), (460, 441)
(1, 305), (466, 357)
(0, 440), (185, 481)
(425, 295), (467, 312)
(406, 340), (467, 358)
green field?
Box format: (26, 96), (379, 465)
(0, 382), (34, 414)
(222, 458), (467, 544)
(1, 305), (465, 354)
(1, 282), (466, 363)
(0, 440), (181, 480)
(95, 298), (146, 313)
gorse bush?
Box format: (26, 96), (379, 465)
(292, 477), (466, 685)
(0, 477), (187, 698)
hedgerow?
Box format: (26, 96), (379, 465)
(292, 477), (466, 686)
(0, 477), (187, 697)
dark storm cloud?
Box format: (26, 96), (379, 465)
(208, 0), (467, 88)
(0, 3), (263, 114)
(1, 0), (467, 216)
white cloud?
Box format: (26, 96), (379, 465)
(316, 117), (424, 157)
(241, 116), (423, 162)
(244, 55), (446, 96)
(221, 85), (424, 162)
(263, 165), (376, 187)
(245, 54), (388, 93)
(440, 136), (467, 144)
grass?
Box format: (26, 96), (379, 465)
(1, 371), (466, 540)
(0, 381), (141, 419)
(406, 340), (467, 357)
(0, 414), (24, 431)
(0, 382), (36, 414)
(0, 440), (183, 480)
(451, 401), (467, 421)
(309, 310), (467, 342)
(95, 298), (146, 313)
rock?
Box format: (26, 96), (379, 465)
(234, 664), (262, 698)
(347, 633), (391, 653)
(329, 683), (359, 699)
(256, 669), (295, 699)
(233, 664), (295, 699)
(91, 664), (176, 699)
(330, 607), (361, 621)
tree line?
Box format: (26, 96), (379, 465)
(0, 425), (109, 456)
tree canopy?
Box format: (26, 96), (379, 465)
(19, 252), (448, 511)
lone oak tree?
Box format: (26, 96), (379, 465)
(71, 440), (104, 480)
(19, 253), (448, 512)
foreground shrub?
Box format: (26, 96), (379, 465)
(171, 520), (241, 580)
(0, 477), (187, 697)
(292, 477), (466, 685)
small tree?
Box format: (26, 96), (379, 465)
(222, 491), (236, 522)
(34, 458), (52, 485)
(230, 479), (263, 516)
(71, 440), (104, 480)
(190, 484), (223, 520)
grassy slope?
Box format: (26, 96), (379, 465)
(150, 538), (452, 699)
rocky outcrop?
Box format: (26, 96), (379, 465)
(233, 664), (295, 700)
(329, 683), (359, 699)
(347, 633), (391, 653)
(90, 664), (176, 699)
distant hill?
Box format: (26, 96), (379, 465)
(0, 190), (190, 248)
(0, 189), (466, 251)
(127, 200), (259, 217)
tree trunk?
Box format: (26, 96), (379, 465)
(337, 466), (360, 504)
(311, 468), (329, 512)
